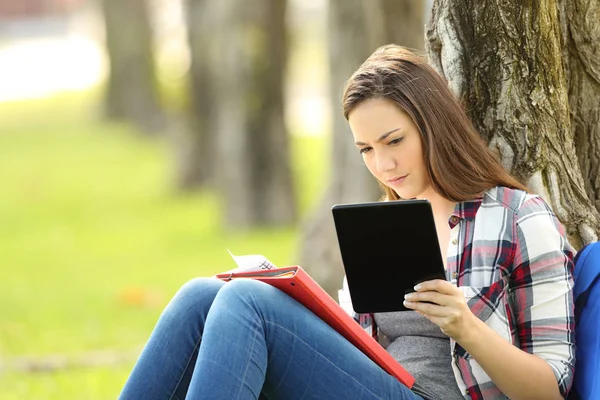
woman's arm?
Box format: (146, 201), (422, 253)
(464, 196), (575, 400)
(405, 280), (565, 400)
(404, 197), (575, 399)
(458, 314), (563, 400)
(500, 196), (575, 398)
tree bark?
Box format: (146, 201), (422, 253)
(212, 0), (296, 229)
(426, 0), (599, 248)
(101, 0), (164, 134)
(560, 0), (600, 216)
(298, 0), (426, 296)
(176, 0), (217, 190)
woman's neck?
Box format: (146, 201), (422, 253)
(417, 188), (457, 221)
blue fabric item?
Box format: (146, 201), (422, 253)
(571, 242), (600, 400)
(118, 278), (424, 400)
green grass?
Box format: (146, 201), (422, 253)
(1, 366), (134, 400)
(0, 90), (328, 399)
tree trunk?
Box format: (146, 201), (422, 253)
(298, 0), (426, 296)
(560, 0), (600, 216)
(426, 0), (600, 248)
(176, 0), (217, 190)
(213, 0), (296, 229)
(378, 0), (429, 53)
(101, 0), (164, 134)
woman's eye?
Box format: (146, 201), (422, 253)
(359, 147), (372, 154)
(388, 137), (403, 146)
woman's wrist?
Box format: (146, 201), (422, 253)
(453, 312), (486, 348)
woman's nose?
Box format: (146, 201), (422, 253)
(376, 153), (396, 173)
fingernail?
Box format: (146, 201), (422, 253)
(414, 284), (422, 291)
(404, 293), (414, 300)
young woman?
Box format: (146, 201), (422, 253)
(118, 45), (575, 400)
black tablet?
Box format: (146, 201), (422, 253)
(331, 199), (446, 313)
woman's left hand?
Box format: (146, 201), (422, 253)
(403, 279), (477, 342)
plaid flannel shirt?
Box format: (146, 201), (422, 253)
(346, 186), (576, 399)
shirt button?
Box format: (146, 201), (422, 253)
(450, 216), (459, 224)
(452, 238), (458, 245)
(452, 272), (458, 279)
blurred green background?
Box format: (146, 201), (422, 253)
(0, 0), (429, 397)
(0, 89), (326, 398)
(0, 1), (328, 397)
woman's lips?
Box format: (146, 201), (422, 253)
(387, 175), (407, 185)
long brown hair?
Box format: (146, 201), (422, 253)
(342, 44), (527, 201)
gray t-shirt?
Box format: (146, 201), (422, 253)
(374, 311), (464, 400)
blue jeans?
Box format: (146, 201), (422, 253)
(119, 278), (422, 400)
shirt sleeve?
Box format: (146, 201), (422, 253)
(511, 196), (576, 397)
(339, 276), (378, 340)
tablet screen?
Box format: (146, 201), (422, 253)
(332, 200), (446, 313)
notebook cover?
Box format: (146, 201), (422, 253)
(216, 266), (415, 388)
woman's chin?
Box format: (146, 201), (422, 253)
(392, 183), (434, 201)
(392, 188), (415, 200)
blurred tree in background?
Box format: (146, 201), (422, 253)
(177, 0), (217, 190)
(208, 0), (296, 229)
(100, 0), (165, 134)
(299, 0), (427, 295)
(101, 0), (296, 228)
(426, 0), (600, 248)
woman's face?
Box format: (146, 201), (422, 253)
(348, 98), (431, 199)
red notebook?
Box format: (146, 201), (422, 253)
(216, 265), (415, 389)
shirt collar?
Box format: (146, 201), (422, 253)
(449, 197), (484, 228)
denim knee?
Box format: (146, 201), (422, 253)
(162, 277), (225, 322)
(219, 278), (272, 297)
(214, 279), (282, 312)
